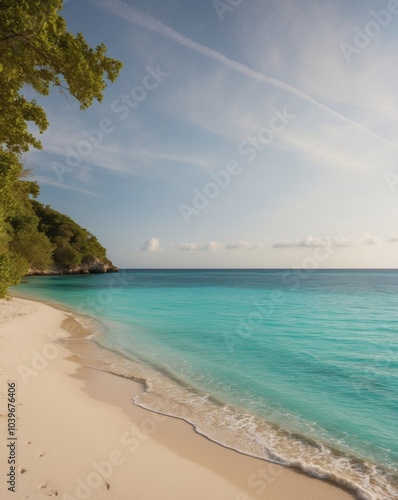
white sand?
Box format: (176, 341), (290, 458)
(0, 297), (355, 500)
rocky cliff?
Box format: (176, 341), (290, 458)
(27, 259), (118, 276)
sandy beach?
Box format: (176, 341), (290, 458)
(0, 297), (355, 500)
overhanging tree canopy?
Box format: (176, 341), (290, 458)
(0, 0), (123, 154)
(0, 0), (123, 297)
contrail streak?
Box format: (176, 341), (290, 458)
(92, 0), (398, 150)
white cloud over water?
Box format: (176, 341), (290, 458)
(173, 241), (223, 252)
(142, 238), (160, 252)
(274, 234), (384, 248)
(172, 240), (263, 252)
(226, 241), (263, 250)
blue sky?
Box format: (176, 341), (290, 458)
(25, 0), (398, 268)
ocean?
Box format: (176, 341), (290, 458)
(14, 269), (398, 499)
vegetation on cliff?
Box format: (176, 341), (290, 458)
(0, 0), (122, 297)
(30, 201), (114, 273)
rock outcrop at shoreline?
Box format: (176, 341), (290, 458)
(27, 259), (118, 276)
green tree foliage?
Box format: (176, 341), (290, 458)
(0, 0), (123, 154)
(0, 251), (29, 299)
(0, 151), (21, 254)
(11, 228), (55, 270)
(0, 0), (122, 297)
(0, 152), (31, 296)
(31, 200), (111, 270)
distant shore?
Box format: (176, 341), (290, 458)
(0, 296), (355, 499)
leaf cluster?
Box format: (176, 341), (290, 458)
(0, 0), (122, 154)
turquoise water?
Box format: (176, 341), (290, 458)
(13, 270), (398, 499)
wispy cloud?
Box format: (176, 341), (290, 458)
(173, 241), (223, 252)
(32, 119), (211, 185)
(226, 241), (263, 250)
(33, 176), (103, 197)
(274, 234), (384, 248)
(132, 150), (208, 169)
(173, 240), (261, 251)
(389, 233), (398, 243)
(162, 69), (284, 143)
(281, 119), (398, 171)
(91, 0), (398, 151)
(142, 238), (160, 252)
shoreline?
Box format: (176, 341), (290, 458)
(0, 295), (355, 499)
